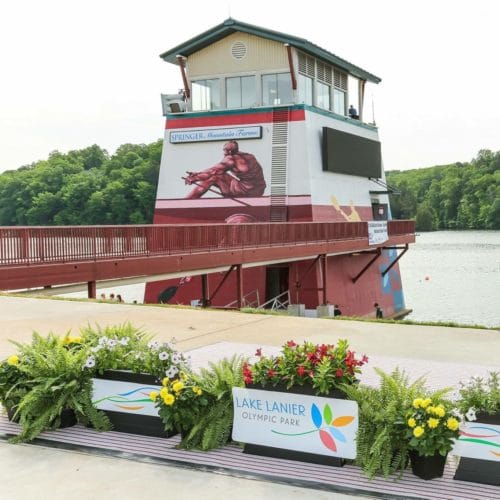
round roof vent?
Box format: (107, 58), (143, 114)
(231, 41), (247, 60)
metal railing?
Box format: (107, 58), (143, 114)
(257, 290), (290, 311)
(0, 220), (414, 266)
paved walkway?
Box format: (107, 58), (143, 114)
(0, 295), (498, 499)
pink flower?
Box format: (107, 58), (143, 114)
(297, 365), (305, 376)
(255, 348), (262, 357)
(286, 340), (297, 348)
(336, 368), (344, 377)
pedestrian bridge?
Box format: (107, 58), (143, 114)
(0, 221), (415, 301)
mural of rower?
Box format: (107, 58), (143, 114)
(184, 141), (266, 199)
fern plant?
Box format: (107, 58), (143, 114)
(8, 332), (111, 442)
(341, 367), (451, 479)
(180, 355), (246, 450)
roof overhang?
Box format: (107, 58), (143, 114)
(159, 18), (381, 84)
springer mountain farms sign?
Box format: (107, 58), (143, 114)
(232, 387), (358, 458)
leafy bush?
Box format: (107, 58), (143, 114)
(244, 339), (368, 395)
(181, 355), (246, 450)
(342, 368), (450, 478)
(456, 371), (500, 417)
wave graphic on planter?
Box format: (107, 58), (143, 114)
(93, 386), (159, 411)
(458, 425), (500, 458)
(271, 403), (355, 452)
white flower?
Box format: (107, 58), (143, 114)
(98, 336), (108, 345)
(466, 407), (477, 422)
(148, 341), (160, 350)
(119, 337), (129, 346)
(171, 353), (181, 364)
(158, 351), (169, 361)
(165, 366), (178, 378)
(107, 339), (117, 348)
(84, 356), (96, 368)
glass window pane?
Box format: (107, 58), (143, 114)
(298, 74), (313, 105)
(226, 77), (240, 108)
(207, 79), (220, 109)
(192, 79), (220, 111)
(241, 76), (256, 107)
(262, 74), (277, 106)
(317, 82), (330, 109)
(277, 73), (293, 104)
(333, 89), (345, 115)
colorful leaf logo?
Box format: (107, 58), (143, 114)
(310, 403), (353, 452)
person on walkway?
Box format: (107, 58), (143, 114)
(348, 104), (359, 119)
(334, 304), (342, 317)
(116, 294), (123, 303)
(184, 141), (266, 199)
(374, 302), (383, 319)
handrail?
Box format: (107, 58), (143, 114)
(0, 220), (415, 266)
(257, 290), (290, 311)
(224, 289), (260, 309)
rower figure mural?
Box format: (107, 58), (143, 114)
(183, 141), (266, 199)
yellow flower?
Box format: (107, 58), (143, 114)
(427, 418), (440, 429)
(149, 391), (159, 401)
(426, 406), (435, 414)
(162, 377), (170, 387)
(413, 398), (423, 409)
(160, 387), (169, 398)
(421, 398), (432, 409)
(434, 405), (445, 418)
(7, 355), (19, 366)
(407, 417), (416, 428)
(446, 417), (459, 431)
(163, 393), (175, 406)
(413, 426), (425, 438)
(196, 389), (203, 396)
(172, 381), (184, 393)
(192, 386), (200, 394)
(71, 336), (82, 343)
(180, 372), (188, 381)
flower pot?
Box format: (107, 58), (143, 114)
(56, 408), (77, 429)
(6, 406), (19, 423)
(92, 370), (176, 438)
(453, 411), (500, 486)
(409, 450), (447, 480)
(242, 383), (350, 466)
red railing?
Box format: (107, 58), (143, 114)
(0, 221), (414, 266)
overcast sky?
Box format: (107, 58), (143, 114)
(1, 0), (498, 173)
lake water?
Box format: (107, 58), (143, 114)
(398, 230), (499, 328)
(63, 230), (500, 328)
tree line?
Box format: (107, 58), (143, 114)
(387, 150), (500, 231)
(0, 142), (498, 230)
(0, 141), (162, 225)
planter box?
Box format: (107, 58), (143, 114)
(238, 383), (357, 467)
(453, 412), (500, 486)
(92, 370), (175, 438)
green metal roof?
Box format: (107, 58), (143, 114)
(159, 18), (381, 84)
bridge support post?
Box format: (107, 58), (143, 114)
(87, 281), (96, 299)
(236, 264), (243, 309)
(320, 254), (327, 305)
(201, 274), (210, 307)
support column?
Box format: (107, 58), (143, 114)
(87, 281), (96, 299)
(201, 274), (210, 307)
(320, 254), (327, 305)
(236, 264), (243, 309)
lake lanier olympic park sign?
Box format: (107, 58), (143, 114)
(170, 126), (262, 144)
(232, 387), (358, 458)
(92, 378), (161, 417)
(368, 221), (388, 245)
(452, 420), (500, 462)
